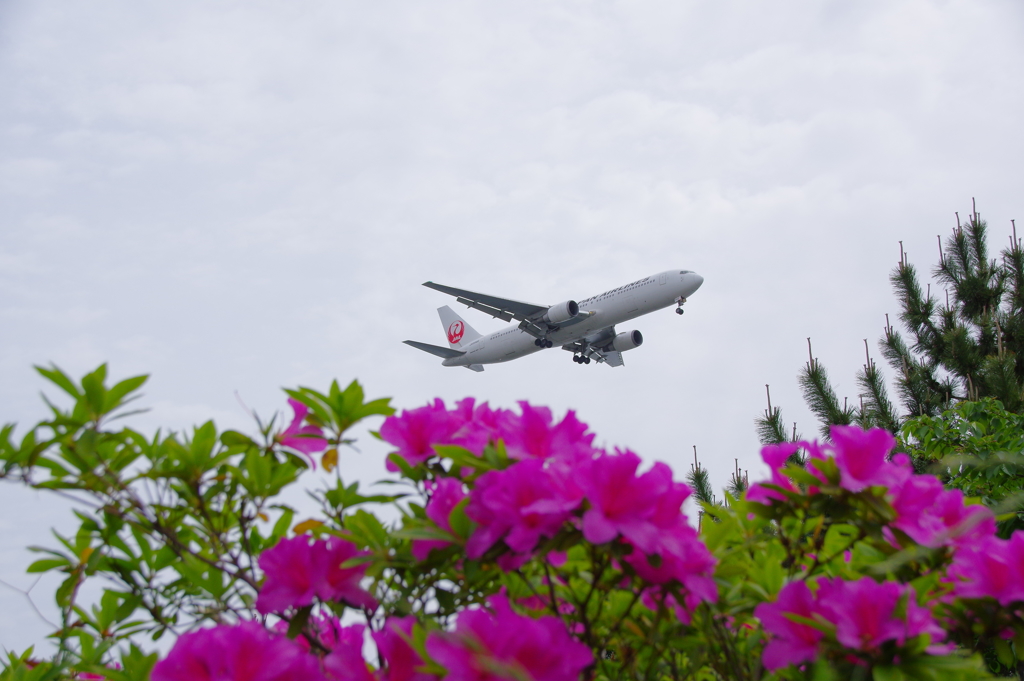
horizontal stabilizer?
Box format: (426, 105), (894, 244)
(403, 340), (465, 359)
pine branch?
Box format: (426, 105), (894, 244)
(880, 326), (945, 417)
(755, 406), (790, 446)
(855, 358), (901, 433)
(891, 262), (944, 360)
(798, 353), (855, 438)
(686, 465), (715, 507)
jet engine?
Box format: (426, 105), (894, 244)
(611, 330), (643, 351)
(542, 300), (580, 325)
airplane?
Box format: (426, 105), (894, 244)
(403, 270), (704, 371)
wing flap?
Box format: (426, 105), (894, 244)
(602, 351), (625, 367)
(455, 297), (514, 322)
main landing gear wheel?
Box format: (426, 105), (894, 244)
(535, 339), (554, 348)
(584, 356), (591, 364)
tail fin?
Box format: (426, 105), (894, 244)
(438, 305), (481, 349)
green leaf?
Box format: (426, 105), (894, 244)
(80, 364), (109, 418)
(346, 509), (389, 550)
(26, 558), (68, 574)
(34, 364), (82, 399)
(102, 374), (148, 414)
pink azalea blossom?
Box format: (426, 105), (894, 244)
(466, 459), (582, 565)
(152, 621), (327, 681)
(624, 531), (717, 589)
(815, 578), (908, 650)
(413, 478), (468, 560)
(322, 623), (376, 681)
(625, 527), (718, 622)
(756, 578), (945, 671)
(256, 536), (376, 614)
(497, 402), (596, 463)
(448, 398), (511, 455)
(278, 398), (328, 464)
(949, 533), (1024, 605)
(578, 450), (680, 552)
(754, 581), (823, 671)
(890, 474), (995, 548)
(747, 442), (802, 504)
(380, 399), (464, 471)
(425, 594), (592, 681)
(372, 617), (438, 681)
(830, 425), (901, 492)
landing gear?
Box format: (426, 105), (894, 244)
(573, 354), (591, 365)
(675, 295), (687, 315)
(676, 307), (684, 315)
(535, 338), (553, 348)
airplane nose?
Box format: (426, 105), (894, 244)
(685, 272), (704, 294)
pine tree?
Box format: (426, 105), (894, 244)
(756, 200), (1024, 442)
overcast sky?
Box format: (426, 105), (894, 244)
(2, 0), (1022, 655)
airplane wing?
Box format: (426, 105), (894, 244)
(422, 282), (548, 323)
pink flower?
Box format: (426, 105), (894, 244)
(890, 474), (995, 548)
(448, 398), (511, 455)
(747, 442), (802, 504)
(949, 533), (1024, 605)
(279, 398), (328, 464)
(815, 578), (907, 650)
(756, 578), (945, 670)
(497, 402), (596, 463)
(380, 399), (463, 471)
(152, 621), (327, 681)
(322, 624), (375, 681)
(579, 450), (681, 552)
(425, 594), (592, 681)
(754, 581), (823, 671)
(256, 536), (376, 614)
(413, 478), (468, 560)
(830, 425), (901, 492)
(466, 459), (582, 565)
(624, 528), (718, 622)
(372, 617), (438, 681)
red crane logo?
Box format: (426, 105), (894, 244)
(447, 320), (465, 344)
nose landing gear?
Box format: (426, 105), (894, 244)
(675, 296), (687, 315)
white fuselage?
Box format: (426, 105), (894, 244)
(442, 270), (704, 367)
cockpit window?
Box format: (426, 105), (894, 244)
(679, 270), (692, 274)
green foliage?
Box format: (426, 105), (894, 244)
(1, 365), (1016, 680)
(0, 365), (392, 679)
(901, 398), (1024, 536)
